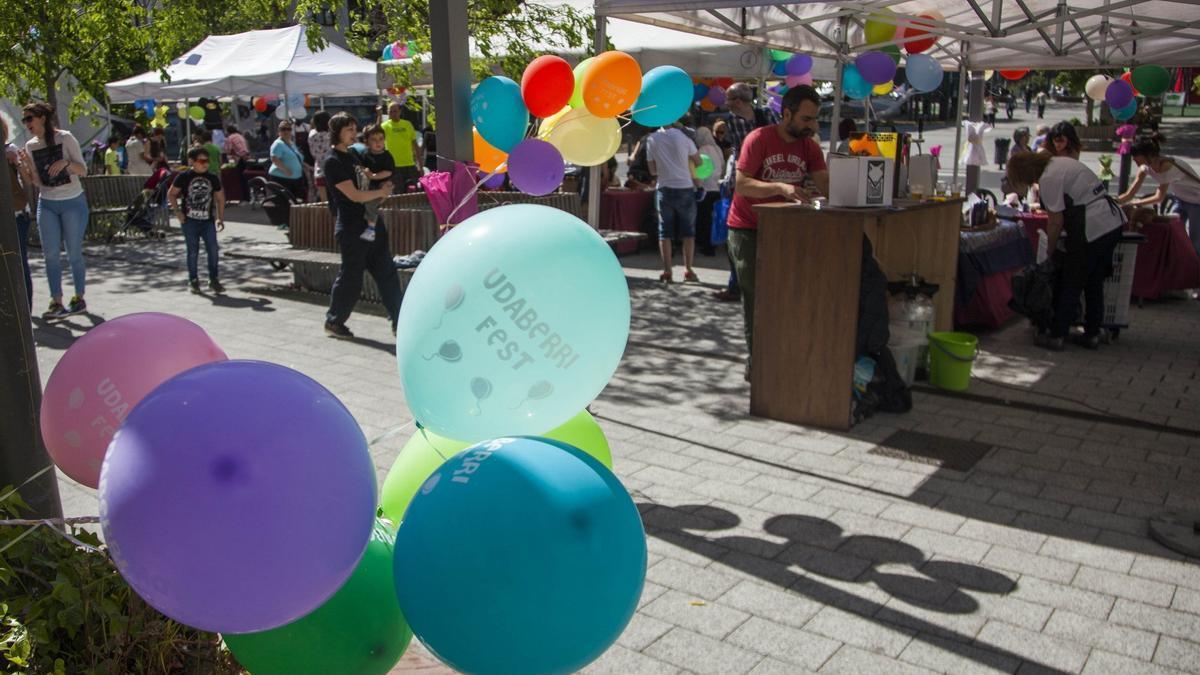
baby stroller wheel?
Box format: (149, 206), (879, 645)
(270, 260), (289, 271)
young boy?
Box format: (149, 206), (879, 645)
(104, 136), (122, 175)
(357, 123), (394, 242)
(169, 147), (226, 294)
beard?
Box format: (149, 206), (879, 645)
(787, 123), (815, 140)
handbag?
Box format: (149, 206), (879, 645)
(711, 196), (730, 247)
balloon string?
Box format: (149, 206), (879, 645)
(419, 427), (450, 461)
(444, 165), (506, 225)
(368, 419), (415, 447)
(0, 464), (54, 505)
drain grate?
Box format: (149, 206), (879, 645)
(870, 430), (993, 472)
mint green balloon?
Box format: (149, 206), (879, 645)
(693, 153), (715, 180)
(395, 204), (630, 442)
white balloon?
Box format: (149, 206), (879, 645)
(275, 105), (290, 120)
(1086, 74), (1113, 103)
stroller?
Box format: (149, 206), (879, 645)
(248, 176), (303, 230)
(113, 169), (174, 241)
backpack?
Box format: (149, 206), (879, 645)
(1009, 259), (1058, 330)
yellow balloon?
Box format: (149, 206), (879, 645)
(873, 81), (894, 95)
(983, 70), (995, 80)
(864, 10), (897, 44)
(539, 106), (620, 166)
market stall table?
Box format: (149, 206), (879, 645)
(955, 221), (1034, 329)
(221, 166), (246, 203)
(600, 189), (654, 254)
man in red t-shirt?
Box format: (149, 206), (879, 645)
(728, 84), (829, 372)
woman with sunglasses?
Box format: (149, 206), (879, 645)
(269, 120), (307, 202)
(17, 101), (90, 319)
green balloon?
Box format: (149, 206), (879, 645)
(568, 57), (595, 109)
(769, 49), (793, 62)
(187, 105), (205, 122)
(1131, 65), (1170, 98)
(224, 521), (413, 675)
(882, 44), (902, 65)
(693, 153), (715, 180)
(380, 410), (613, 525)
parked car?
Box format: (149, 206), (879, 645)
(819, 87), (919, 122)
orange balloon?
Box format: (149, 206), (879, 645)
(581, 51), (642, 118)
(473, 128), (508, 173)
(699, 98), (717, 112)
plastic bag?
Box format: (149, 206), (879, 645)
(711, 197), (730, 247)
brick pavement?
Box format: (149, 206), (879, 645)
(28, 208), (1200, 674)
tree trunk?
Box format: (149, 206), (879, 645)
(43, 71), (58, 114)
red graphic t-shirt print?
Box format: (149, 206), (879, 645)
(727, 127), (826, 231)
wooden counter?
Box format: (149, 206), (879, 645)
(750, 199), (962, 430)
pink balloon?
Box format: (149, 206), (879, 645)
(786, 73), (814, 88)
(40, 313), (227, 488)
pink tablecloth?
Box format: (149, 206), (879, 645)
(221, 167), (244, 202)
(600, 189), (655, 255)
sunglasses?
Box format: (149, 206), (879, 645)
(21, 115), (35, 123)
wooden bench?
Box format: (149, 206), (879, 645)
(79, 175), (169, 239)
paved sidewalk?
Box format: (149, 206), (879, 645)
(29, 210), (1200, 674)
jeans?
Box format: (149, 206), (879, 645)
(326, 224), (404, 327)
(656, 187), (697, 240)
(727, 227), (758, 351)
(37, 193), (89, 299)
(1174, 198), (1200, 256)
(1052, 226), (1121, 338)
(15, 211), (32, 308)
(182, 218), (219, 281)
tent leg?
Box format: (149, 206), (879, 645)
(430, 0), (473, 171)
(586, 17), (607, 229)
(828, 17), (849, 155)
(951, 45), (967, 190)
(185, 97), (192, 152)
(965, 70), (984, 194)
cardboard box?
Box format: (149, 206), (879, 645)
(828, 156), (894, 207)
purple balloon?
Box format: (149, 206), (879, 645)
(768, 97), (782, 115)
(1105, 79), (1134, 110)
(855, 51), (897, 86)
(786, 54), (813, 77)
(99, 360), (377, 634)
(508, 139), (564, 196)
(707, 85), (727, 107)
(482, 171), (507, 189)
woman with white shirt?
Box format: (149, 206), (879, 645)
(694, 126), (726, 256)
(1007, 152), (1125, 351)
(17, 101), (91, 319)
(1118, 134), (1200, 256)
(125, 125), (153, 175)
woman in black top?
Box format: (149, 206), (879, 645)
(322, 112), (403, 339)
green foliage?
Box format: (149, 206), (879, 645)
(0, 488), (239, 674)
(1054, 70), (1092, 95)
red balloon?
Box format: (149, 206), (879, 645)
(253, 97), (267, 112)
(714, 77), (735, 89)
(1000, 69), (1030, 81)
(1120, 71), (1141, 96)
(902, 14), (938, 54)
(521, 55), (575, 118)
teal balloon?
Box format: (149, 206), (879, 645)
(843, 64), (873, 100)
(471, 76), (529, 153)
(633, 66), (693, 127)
(1113, 100), (1138, 121)
(905, 53), (944, 92)
(393, 436), (646, 675)
(772, 59), (788, 76)
(394, 204), (630, 442)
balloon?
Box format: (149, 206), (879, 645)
(1085, 75), (1113, 102)
(99, 360), (377, 634)
(581, 51), (642, 118)
(786, 73), (813, 88)
(786, 54), (813, 76)
(873, 81), (895, 95)
(253, 97), (268, 112)
(901, 14), (939, 54)
(287, 92), (306, 110)
(1000, 69), (1029, 81)
(472, 128), (508, 173)
(394, 205), (630, 442)
(700, 98), (717, 112)
(768, 97), (782, 115)
(693, 82), (710, 102)
(856, 51), (898, 85)
(507, 138), (564, 196)
(481, 171), (507, 189)
(539, 106), (621, 166)
(771, 59), (788, 77)
(381, 44), (394, 61)
(275, 105), (290, 120)
(768, 49), (792, 62)
(842, 64), (873, 100)
(864, 10), (897, 44)
(40, 313), (226, 488)
(632, 65), (693, 127)
(393, 40), (408, 59)
(471, 76), (529, 153)
(882, 44), (902, 64)
(522, 55), (575, 118)
(1120, 71), (1142, 97)
(1113, 100), (1138, 121)
(379, 410), (613, 524)
(188, 105), (204, 122)
(715, 77), (735, 89)
(567, 57), (595, 109)
(224, 521), (412, 675)
(1132, 65), (1169, 97)
(392, 437), (646, 675)
(693, 153), (715, 180)
(706, 85), (727, 107)
(906, 53), (944, 92)
(1106, 79), (1134, 109)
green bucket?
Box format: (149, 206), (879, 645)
(928, 332), (978, 391)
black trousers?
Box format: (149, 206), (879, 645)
(695, 191), (719, 255)
(1052, 220), (1121, 338)
(326, 224), (404, 327)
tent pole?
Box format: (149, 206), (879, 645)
(965, 65), (985, 194)
(828, 16), (849, 155)
(951, 44), (967, 190)
(430, 0), (473, 171)
(185, 97), (192, 154)
(320, 97), (325, 112)
(586, 17), (607, 229)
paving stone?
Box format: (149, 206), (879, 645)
(875, 596), (989, 644)
(880, 502), (968, 534)
(1108, 598), (1200, 641)
(1037, 538), (1136, 573)
(643, 627), (762, 675)
(990, 491), (1074, 519)
(1072, 566), (1176, 608)
(982, 546), (1079, 584)
(1011, 512), (1101, 543)
(1172, 587), (1200, 615)
(1066, 506), (1147, 536)
(647, 557), (742, 601)
(1130, 555), (1200, 591)
(809, 487), (893, 516)
(718, 579), (824, 629)
(974, 621), (1090, 673)
(1081, 650), (1187, 675)
(748, 657), (818, 674)
(685, 459), (762, 485)
(817, 644), (936, 674)
(957, 520), (1048, 553)
(640, 590), (751, 640)
(744, 474), (823, 501)
(1006, 576), (1115, 621)
(1153, 635), (1200, 671)
(938, 496), (1021, 525)
(897, 632), (1022, 674)
(804, 605), (915, 657)
(581, 644), (682, 675)
(615, 613), (674, 651)
(901, 526), (993, 564)
(1042, 609), (1159, 660)
(727, 616), (842, 671)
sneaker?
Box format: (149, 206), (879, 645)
(324, 321), (354, 340)
(683, 270), (699, 283)
(188, 279), (201, 294)
(360, 226), (376, 242)
(714, 289), (740, 302)
(41, 301), (67, 320)
(66, 296), (86, 316)
(1034, 332), (1065, 351)
(1070, 333), (1101, 350)
(209, 279), (225, 295)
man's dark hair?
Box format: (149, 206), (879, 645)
(198, 129), (212, 143)
(312, 110), (331, 133)
(225, 124), (240, 136)
(187, 147), (209, 162)
(107, 135), (121, 145)
(329, 112), (357, 145)
(782, 85), (820, 114)
(131, 124), (146, 138)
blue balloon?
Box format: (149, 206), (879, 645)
(906, 53), (944, 93)
(393, 436), (646, 675)
(1113, 99), (1138, 121)
(470, 76), (529, 153)
(843, 64), (873, 100)
(693, 82), (710, 102)
(772, 59), (788, 76)
(633, 66), (693, 127)
(395, 204), (630, 442)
